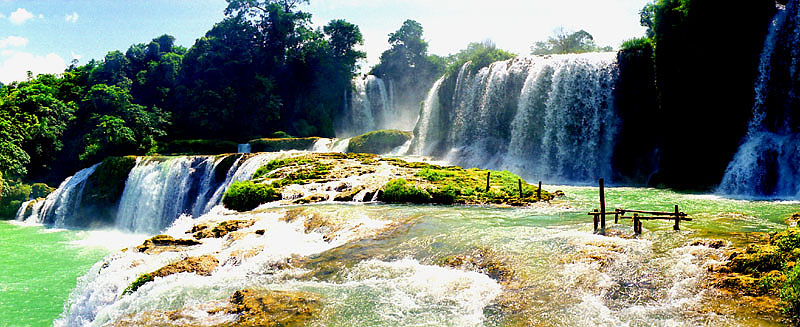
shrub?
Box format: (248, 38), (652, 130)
(620, 37), (654, 52)
(0, 182), (31, 219)
(347, 130), (412, 154)
(30, 183), (55, 199)
(222, 181), (280, 212)
(782, 264), (800, 321)
(380, 179), (430, 204)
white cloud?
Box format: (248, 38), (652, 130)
(38, 14), (43, 19)
(65, 12), (78, 23)
(0, 51), (66, 83)
(0, 14), (5, 19)
(9, 8), (34, 25)
(0, 36), (28, 48)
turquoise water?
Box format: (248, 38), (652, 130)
(0, 222), (110, 327)
(6, 186), (800, 326)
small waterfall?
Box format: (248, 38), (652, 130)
(115, 153), (287, 233)
(719, 2), (800, 198)
(311, 138), (351, 153)
(411, 53), (619, 183)
(24, 164), (100, 226)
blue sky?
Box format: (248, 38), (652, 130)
(0, 0), (649, 83)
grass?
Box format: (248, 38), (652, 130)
(222, 181), (281, 212)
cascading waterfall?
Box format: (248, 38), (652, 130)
(719, 1), (800, 198)
(115, 153), (284, 233)
(339, 75), (397, 137)
(409, 53), (619, 183)
(20, 164), (99, 227)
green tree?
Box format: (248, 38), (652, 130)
(530, 28), (612, 55)
(324, 19), (366, 75)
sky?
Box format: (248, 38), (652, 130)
(0, 0), (649, 84)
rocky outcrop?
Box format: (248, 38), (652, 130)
(190, 220), (255, 239)
(135, 235), (201, 254)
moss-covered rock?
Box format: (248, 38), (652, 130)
(380, 178), (431, 204)
(222, 181), (280, 212)
(0, 182), (30, 220)
(123, 255), (219, 295)
(248, 137), (319, 153)
(293, 193), (329, 204)
(347, 129), (412, 154)
(135, 235), (201, 254)
(84, 156), (136, 207)
(154, 139), (239, 155)
(191, 220), (256, 239)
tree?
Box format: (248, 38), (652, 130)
(530, 28), (612, 55)
(640, 2), (658, 39)
(324, 19), (365, 75)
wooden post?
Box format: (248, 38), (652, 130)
(518, 179), (523, 199)
(674, 205), (680, 231)
(599, 178), (606, 232)
(593, 209), (599, 233)
(634, 213), (641, 235)
(537, 181), (542, 201)
(486, 172), (490, 192)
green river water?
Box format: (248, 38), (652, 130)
(6, 186), (800, 326)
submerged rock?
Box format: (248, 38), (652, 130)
(136, 235), (201, 254)
(123, 255), (219, 295)
(190, 220), (255, 239)
(441, 248), (515, 283)
(221, 289), (321, 327)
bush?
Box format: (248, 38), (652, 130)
(620, 37), (654, 52)
(782, 265), (800, 321)
(347, 130), (412, 154)
(30, 183), (55, 199)
(222, 181), (281, 212)
(154, 139), (239, 155)
(380, 179), (430, 204)
(0, 182), (31, 219)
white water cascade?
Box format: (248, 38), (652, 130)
(115, 153), (286, 233)
(719, 1), (800, 198)
(19, 164), (100, 227)
(410, 53), (619, 183)
(339, 75), (397, 137)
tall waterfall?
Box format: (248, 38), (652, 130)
(719, 2), (800, 198)
(339, 75), (398, 137)
(410, 53), (619, 183)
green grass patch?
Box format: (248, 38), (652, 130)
(222, 181), (281, 212)
(347, 130), (412, 154)
(381, 179), (431, 204)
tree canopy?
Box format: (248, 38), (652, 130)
(530, 28), (613, 55)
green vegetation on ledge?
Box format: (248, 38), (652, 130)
(222, 181), (281, 212)
(347, 130), (412, 154)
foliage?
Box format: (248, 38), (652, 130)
(83, 156), (137, 206)
(781, 264), (800, 321)
(381, 179), (431, 204)
(620, 37), (654, 52)
(30, 183), (54, 199)
(530, 28), (613, 55)
(222, 181), (280, 211)
(444, 40), (516, 76)
(154, 139), (239, 155)
(123, 273), (154, 295)
(0, 181), (31, 219)
(346, 130), (412, 154)
(253, 156), (331, 186)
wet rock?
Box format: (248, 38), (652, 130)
(333, 185), (365, 202)
(123, 255), (219, 295)
(191, 220), (255, 239)
(293, 193), (329, 204)
(255, 229), (265, 235)
(788, 212), (800, 227)
(222, 289), (321, 327)
(441, 248), (515, 283)
(691, 239), (727, 249)
(553, 190), (566, 197)
(136, 235), (201, 254)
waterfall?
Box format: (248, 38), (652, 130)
(410, 53), (619, 183)
(115, 153), (287, 233)
(339, 75), (398, 137)
(237, 143), (251, 154)
(311, 138), (350, 153)
(22, 164), (100, 227)
(719, 2), (800, 198)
